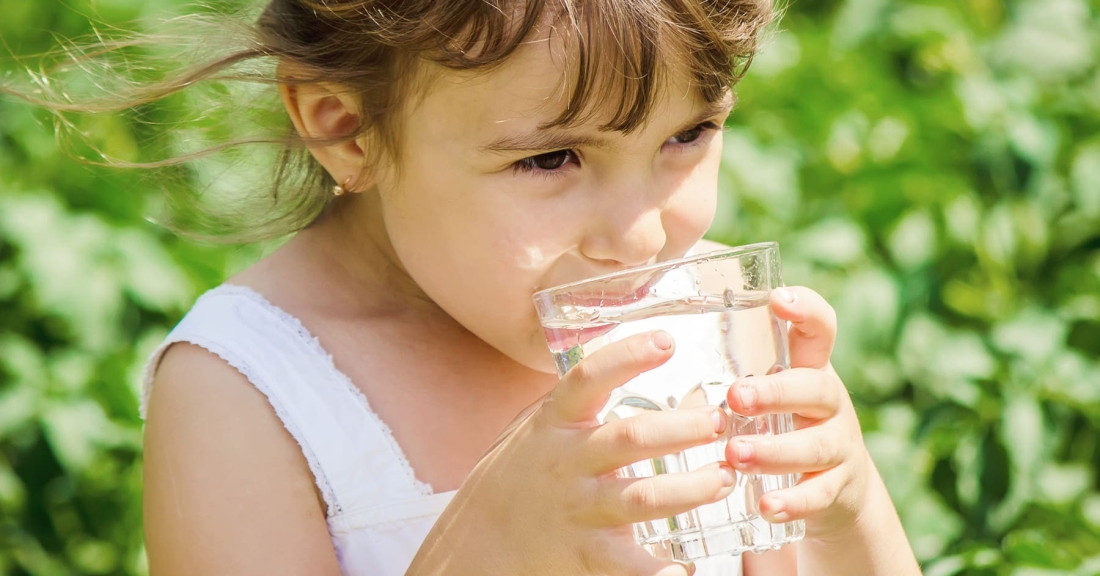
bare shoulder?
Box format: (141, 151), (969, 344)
(143, 343), (341, 576)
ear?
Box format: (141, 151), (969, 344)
(278, 62), (373, 192)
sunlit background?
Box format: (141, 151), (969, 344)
(1, 0), (1098, 574)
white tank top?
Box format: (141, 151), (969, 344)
(141, 284), (742, 576)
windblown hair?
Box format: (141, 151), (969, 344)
(1, 0), (774, 242)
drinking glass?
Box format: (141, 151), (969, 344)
(533, 242), (805, 561)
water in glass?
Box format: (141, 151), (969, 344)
(541, 285), (805, 561)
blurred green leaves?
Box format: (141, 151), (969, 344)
(0, 0), (1098, 574)
(712, 0), (1100, 572)
(0, 3), (256, 571)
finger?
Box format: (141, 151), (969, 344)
(592, 462), (736, 525)
(726, 424), (850, 475)
(770, 286), (836, 369)
(583, 406), (728, 473)
(727, 368), (845, 421)
(549, 331), (674, 425)
(755, 467), (846, 523)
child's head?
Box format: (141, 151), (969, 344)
(261, 0), (771, 175)
(5, 0), (773, 370)
(269, 0), (772, 370)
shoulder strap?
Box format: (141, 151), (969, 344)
(141, 285), (433, 519)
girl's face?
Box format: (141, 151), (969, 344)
(372, 38), (732, 373)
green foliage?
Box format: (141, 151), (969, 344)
(713, 0), (1100, 572)
(1, 0), (1098, 575)
(0, 5), (264, 574)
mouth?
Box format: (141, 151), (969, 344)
(553, 277), (655, 308)
(536, 275), (662, 352)
(533, 253), (696, 352)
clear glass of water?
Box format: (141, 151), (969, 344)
(532, 242), (805, 562)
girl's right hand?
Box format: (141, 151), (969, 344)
(407, 331), (736, 576)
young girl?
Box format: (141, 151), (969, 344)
(25, 0), (921, 574)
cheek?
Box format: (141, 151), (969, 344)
(383, 157), (575, 296)
(502, 214), (583, 269)
(380, 174), (566, 315)
(663, 149), (722, 245)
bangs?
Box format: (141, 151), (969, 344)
(420, 0), (774, 132)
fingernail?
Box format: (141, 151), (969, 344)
(651, 331), (673, 351)
(773, 287), (795, 304)
(718, 464), (735, 487)
(734, 441), (753, 466)
(712, 409), (726, 434)
(737, 385), (756, 412)
(683, 561), (697, 575)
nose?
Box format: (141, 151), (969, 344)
(578, 189), (667, 268)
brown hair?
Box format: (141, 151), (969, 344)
(1, 0), (774, 242)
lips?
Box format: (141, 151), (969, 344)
(538, 276), (662, 351)
(550, 261), (680, 304)
(556, 279), (653, 307)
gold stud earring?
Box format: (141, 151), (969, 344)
(333, 176), (352, 197)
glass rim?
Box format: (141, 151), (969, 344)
(532, 241), (778, 298)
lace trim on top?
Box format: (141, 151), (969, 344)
(151, 334), (343, 518)
(214, 284), (435, 498)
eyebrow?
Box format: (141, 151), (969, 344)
(479, 96), (736, 155)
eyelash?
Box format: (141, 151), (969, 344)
(511, 121), (722, 179)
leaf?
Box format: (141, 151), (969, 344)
(719, 129), (803, 221)
(922, 556), (966, 576)
(831, 0), (891, 51)
(751, 31), (803, 79)
(888, 209), (938, 270)
(897, 315), (993, 407)
(868, 116), (910, 163)
(954, 432), (982, 509)
(1001, 395), (1045, 480)
(944, 194), (983, 247)
(0, 453), (27, 513)
(114, 229), (194, 311)
(991, 307), (1068, 366)
(1081, 494), (1100, 530)
(791, 218), (869, 268)
(990, 0), (1096, 80)
(1008, 114), (1060, 168)
(1070, 142), (1100, 217)
(1004, 529), (1081, 570)
(39, 400), (141, 473)
(1037, 464), (1093, 505)
(902, 489), (964, 561)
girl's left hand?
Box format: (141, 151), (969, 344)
(724, 285), (872, 539)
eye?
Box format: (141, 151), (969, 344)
(514, 149), (578, 174)
(665, 122), (720, 146)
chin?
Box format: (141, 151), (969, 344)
(519, 347), (560, 375)
(507, 333), (560, 375)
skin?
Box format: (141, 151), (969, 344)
(143, 20), (920, 576)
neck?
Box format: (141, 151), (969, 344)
(295, 192), (433, 316)
(281, 190), (557, 400)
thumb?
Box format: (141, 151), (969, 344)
(548, 330), (674, 426)
(770, 286), (836, 370)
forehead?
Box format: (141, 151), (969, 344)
(409, 34), (715, 147)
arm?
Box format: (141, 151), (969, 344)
(143, 343), (342, 576)
(407, 332), (730, 576)
(794, 459), (918, 575)
(742, 461), (917, 576)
